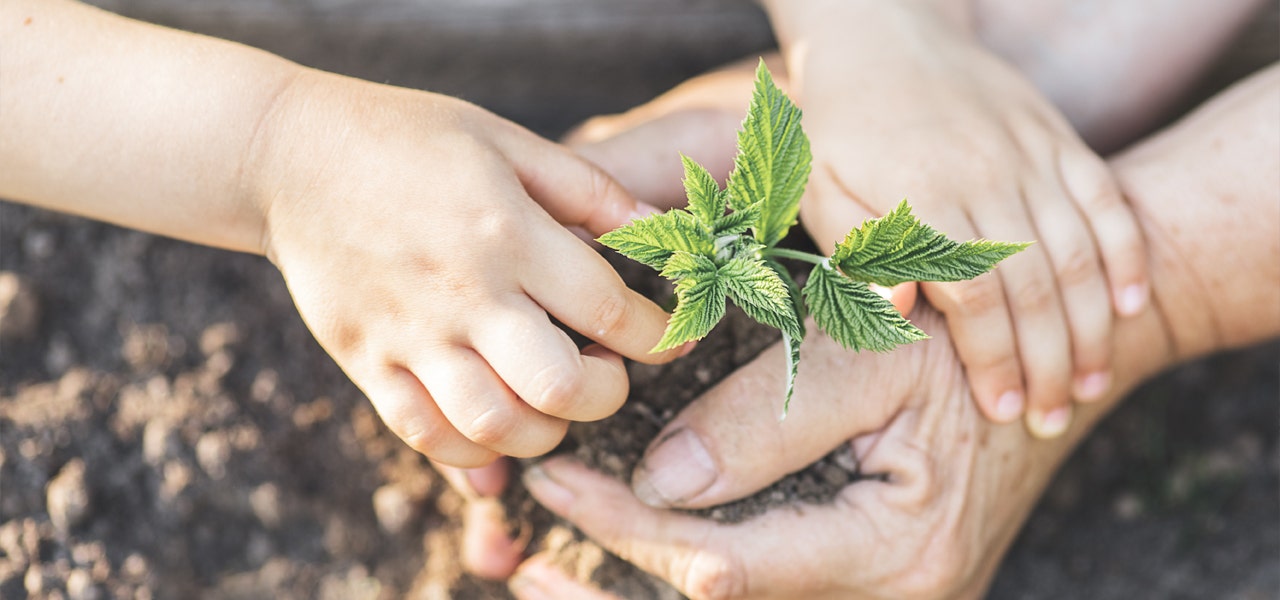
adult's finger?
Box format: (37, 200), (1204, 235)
(524, 456), (878, 600)
(628, 329), (924, 509)
(1058, 148), (1150, 319)
(1022, 172), (1114, 402)
(963, 197), (1074, 438)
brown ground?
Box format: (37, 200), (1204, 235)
(2, 2), (1276, 599)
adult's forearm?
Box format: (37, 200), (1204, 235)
(1059, 66), (1280, 451)
(0, 0), (301, 254)
(762, 0), (1268, 148)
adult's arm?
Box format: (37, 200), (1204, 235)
(513, 65), (1280, 599)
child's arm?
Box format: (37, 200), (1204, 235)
(761, 0), (1149, 438)
(1, 0), (684, 467)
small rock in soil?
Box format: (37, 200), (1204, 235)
(47, 459), (91, 534)
(0, 271), (40, 341)
(24, 564), (50, 596)
(195, 432), (232, 480)
(141, 419), (179, 467)
(249, 483), (282, 529)
(67, 568), (101, 600)
(372, 484), (416, 535)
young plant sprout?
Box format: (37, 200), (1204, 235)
(599, 60), (1029, 417)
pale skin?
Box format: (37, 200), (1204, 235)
(0, 0), (688, 469)
(445, 0), (1275, 587)
(763, 0), (1145, 437)
(509, 63), (1280, 599)
(755, 0), (1265, 437)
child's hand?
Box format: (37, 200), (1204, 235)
(247, 70), (685, 467)
(768, 2), (1149, 437)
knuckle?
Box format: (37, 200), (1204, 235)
(946, 278), (1005, 316)
(678, 550), (749, 600)
(1011, 275), (1055, 310)
(398, 415), (452, 458)
(588, 163), (623, 213)
(1054, 245), (1100, 289)
(472, 210), (522, 246)
(526, 361), (585, 416)
(589, 291), (632, 339)
(459, 405), (518, 449)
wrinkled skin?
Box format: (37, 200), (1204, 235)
(452, 60), (1280, 599)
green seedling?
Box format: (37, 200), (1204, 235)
(599, 60), (1029, 417)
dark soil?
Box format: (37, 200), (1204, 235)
(2, 2), (1277, 599)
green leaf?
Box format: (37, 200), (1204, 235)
(832, 200), (1031, 286)
(725, 60), (812, 246)
(720, 256), (801, 338)
(681, 154), (725, 227)
(597, 210), (715, 270)
(712, 202), (761, 237)
(652, 270), (727, 352)
(764, 257), (807, 334)
(659, 251), (717, 280)
(780, 329), (801, 419)
(804, 263), (929, 352)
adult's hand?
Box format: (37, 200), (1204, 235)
(512, 306), (1144, 599)
(506, 65), (1280, 598)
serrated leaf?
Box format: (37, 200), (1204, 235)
(720, 256), (801, 338)
(832, 200), (1031, 286)
(681, 154), (725, 227)
(598, 210), (715, 270)
(804, 263), (928, 352)
(652, 271), (727, 352)
(725, 60), (812, 246)
(713, 202), (761, 237)
(764, 257), (807, 334)
(659, 251), (717, 280)
(780, 329), (801, 419)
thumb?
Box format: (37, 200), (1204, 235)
(630, 331), (919, 509)
(493, 126), (659, 236)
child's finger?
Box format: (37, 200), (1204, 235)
(415, 349), (570, 458)
(362, 365), (499, 468)
(522, 228), (690, 365)
(470, 304), (630, 422)
(1058, 149), (1150, 317)
(1025, 175), (1114, 402)
(494, 127), (659, 236)
(966, 200), (1075, 438)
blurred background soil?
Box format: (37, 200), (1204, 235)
(1, 1), (1276, 599)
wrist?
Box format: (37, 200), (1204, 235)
(237, 65), (323, 264)
(761, 0), (978, 97)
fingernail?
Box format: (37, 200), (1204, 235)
(632, 428), (717, 508)
(509, 571), (553, 600)
(1073, 371), (1111, 402)
(1029, 406), (1072, 439)
(995, 390), (1025, 421)
(629, 202), (661, 222)
(1117, 283), (1148, 316)
(522, 463), (575, 513)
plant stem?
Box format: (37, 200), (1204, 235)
(763, 247), (827, 265)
